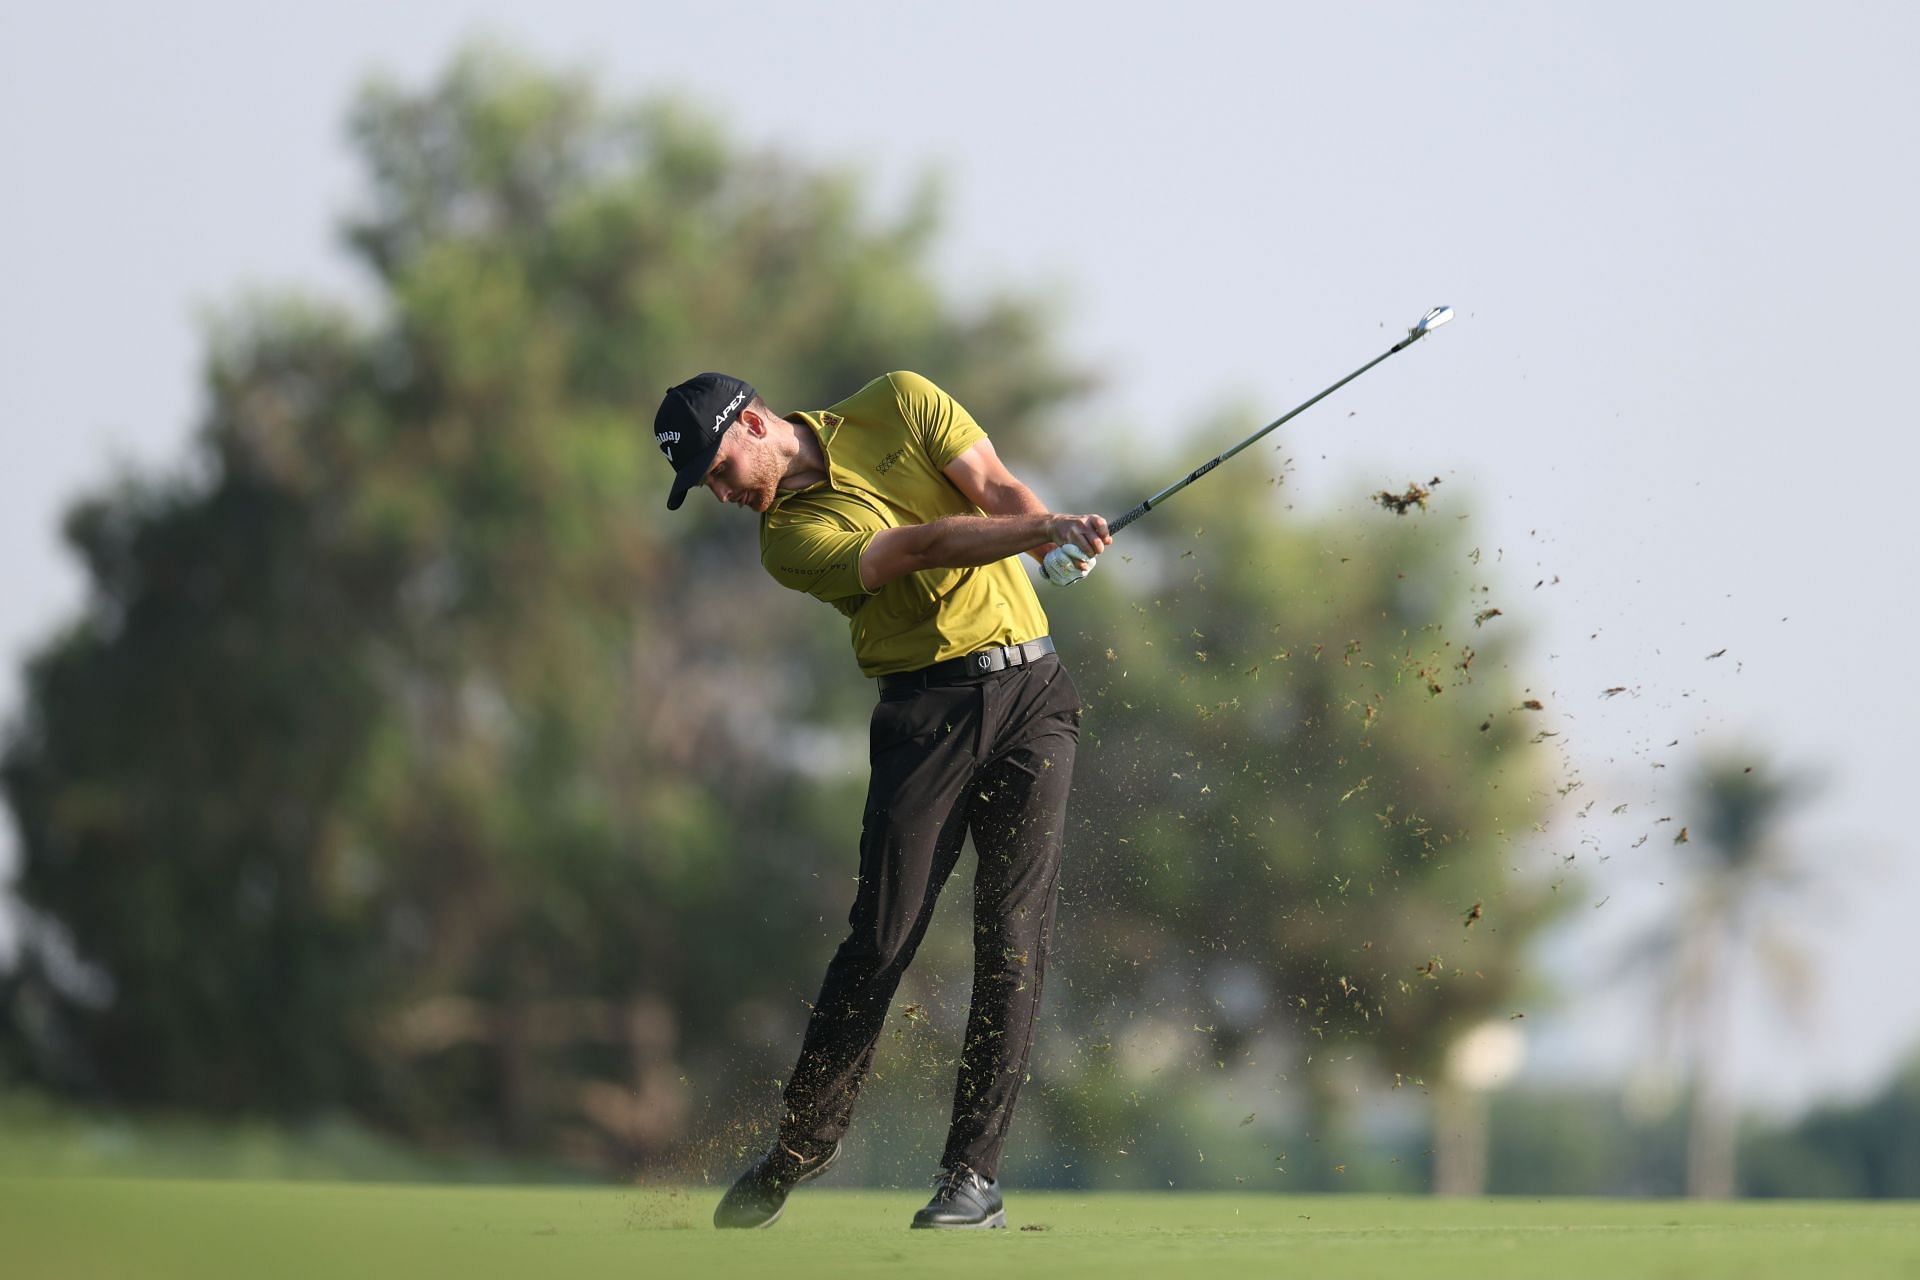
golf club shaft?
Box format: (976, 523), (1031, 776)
(1106, 314), (1446, 536)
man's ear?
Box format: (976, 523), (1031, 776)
(738, 409), (770, 438)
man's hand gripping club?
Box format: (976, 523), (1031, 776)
(1041, 514), (1109, 587)
(1041, 538), (1097, 587)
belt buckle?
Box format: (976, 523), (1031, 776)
(974, 652), (993, 673)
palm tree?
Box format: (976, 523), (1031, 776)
(1629, 753), (1815, 1197)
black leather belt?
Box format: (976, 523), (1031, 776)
(877, 636), (1056, 694)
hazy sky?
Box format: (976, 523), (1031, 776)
(3, 2), (1916, 1115)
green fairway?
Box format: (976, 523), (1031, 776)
(5, 1178), (1918, 1279)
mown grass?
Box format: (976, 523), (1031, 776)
(0, 1091), (577, 1185)
(6, 1179), (1919, 1280)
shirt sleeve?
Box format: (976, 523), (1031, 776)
(761, 515), (878, 604)
(887, 371), (987, 469)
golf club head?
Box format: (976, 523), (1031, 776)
(1410, 306), (1454, 339)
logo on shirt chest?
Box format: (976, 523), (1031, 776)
(874, 447), (908, 475)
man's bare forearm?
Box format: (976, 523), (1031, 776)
(918, 513), (1057, 569)
(860, 509), (1109, 591)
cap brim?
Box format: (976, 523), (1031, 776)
(665, 431), (727, 510)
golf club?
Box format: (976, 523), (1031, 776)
(1105, 306), (1454, 536)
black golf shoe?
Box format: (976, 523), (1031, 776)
(712, 1139), (841, 1229)
(910, 1164), (1006, 1230)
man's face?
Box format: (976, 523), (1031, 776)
(700, 418), (781, 514)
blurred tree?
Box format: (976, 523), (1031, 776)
(0, 43), (1084, 1165)
(1743, 1043), (1920, 1198)
(1017, 454), (1568, 1187)
(1621, 754), (1816, 1197)
(1484, 1087), (1689, 1195)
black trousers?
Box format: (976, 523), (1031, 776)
(778, 652), (1081, 1179)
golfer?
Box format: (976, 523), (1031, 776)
(655, 370), (1108, 1230)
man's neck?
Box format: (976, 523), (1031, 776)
(780, 414), (830, 491)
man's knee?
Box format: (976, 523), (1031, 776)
(833, 918), (922, 986)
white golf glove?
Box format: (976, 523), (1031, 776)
(1042, 543), (1096, 587)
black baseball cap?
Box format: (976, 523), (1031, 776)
(655, 372), (757, 510)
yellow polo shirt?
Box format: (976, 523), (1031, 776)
(759, 371), (1050, 677)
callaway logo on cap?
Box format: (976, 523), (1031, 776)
(655, 372), (758, 510)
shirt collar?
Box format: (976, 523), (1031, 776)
(770, 411), (842, 509)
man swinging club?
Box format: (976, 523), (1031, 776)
(655, 370), (1108, 1230)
